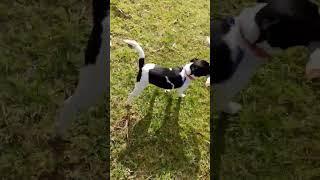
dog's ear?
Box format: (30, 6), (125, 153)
(255, 4), (282, 31)
(189, 64), (196, 72)
(190, 58), (198, 62)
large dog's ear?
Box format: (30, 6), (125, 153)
(255, 6), (281, 31)
(190, 58), (198, 62)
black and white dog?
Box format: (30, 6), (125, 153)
(208, 0), (320, 114)
(124, 40), (210, 102)
(55, 0), (109, 137)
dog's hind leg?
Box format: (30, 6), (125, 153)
(177, 82), (190, 98)
(214, 51), (266, 114)
(127, 82), (148, 103)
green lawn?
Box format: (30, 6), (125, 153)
(110, 0), (210, 179)
(0, 0), (107, 178)
(213, 1), (320, 179)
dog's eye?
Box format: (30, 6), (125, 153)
(190, 65), (197, 72)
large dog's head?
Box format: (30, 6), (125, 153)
(209, 0), (320, 86)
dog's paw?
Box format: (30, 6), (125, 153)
(205, 77), (210, 87)
(224, 102), (242, 115)
(206, 36), (210, 46)
(205, 80), (210, 87)
(164, 89), (171, 93)
(306, 69), (320, 80)
(178, 93), (186, 98)
(306, 49), (320, 80)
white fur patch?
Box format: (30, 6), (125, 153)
(182, 63), (193, 79)
(205, 76), (210, 87)
(237, 3), (267, 44)
(123, 39), (145, 59)
(223, 24), (240, 62)
(165, 76), (175, 89)
(306, 48), (320, 79)
(214, 44), (267, 114)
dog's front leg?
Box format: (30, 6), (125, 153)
(306, 42), (320, 80)
(214, 84), (243, 115)
(177, 81), (190, 97)
(205, 76), (210, 87)
(214, 52), (267, 114)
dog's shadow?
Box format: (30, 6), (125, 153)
(118, 91), (201, 178)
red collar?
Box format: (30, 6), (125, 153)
(185, 71), (195, 80)
(239, 26), (271, 59)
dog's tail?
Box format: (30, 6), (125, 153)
(124, 39), (145, 69)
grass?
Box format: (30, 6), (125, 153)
(110, 0), (210, 179)
(0, 0), (107, 178)
(213, 0), (320, 179)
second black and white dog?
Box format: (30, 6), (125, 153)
(124, 40), (210, 102)
(209, 0), (320, 114)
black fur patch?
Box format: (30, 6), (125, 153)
(255, 0), (320, 48)
(136, 58), (144, 82)
(84, 0), (109, 65)
(148, 66), (185, 89)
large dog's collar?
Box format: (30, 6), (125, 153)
(238, 22), (271, 59)
(226, 17), (271, 59)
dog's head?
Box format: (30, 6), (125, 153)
(186, 58), (210, 78)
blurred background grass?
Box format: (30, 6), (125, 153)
(0, 0), (107, 178)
